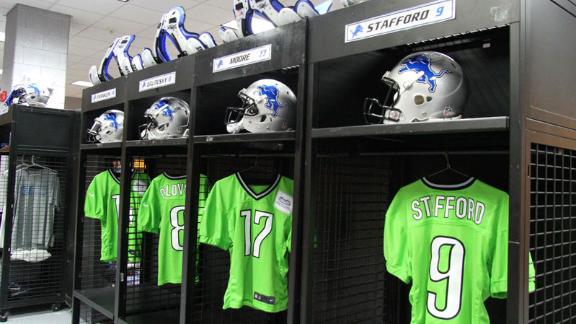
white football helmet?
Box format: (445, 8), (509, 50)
(364, 51), (467, 124)
(226, 79), (297, 134)
(88, 110), (124, 143)
(139, 97), (190, 140)
(4, 83), (53, 108)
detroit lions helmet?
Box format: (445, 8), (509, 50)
(88, 110), (124, 143)
(226, 79), (297, 134)
(139, 97), (190, 140)
(4, 83), (53, 107)
(364, 51), (466, 124)
(154, 6), (217, 63)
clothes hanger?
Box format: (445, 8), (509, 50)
(425, 152), (471, 184)
(237, 159), (277, 185)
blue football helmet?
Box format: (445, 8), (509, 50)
(154, 6), (217, 63)
(139, 97), (190, 140)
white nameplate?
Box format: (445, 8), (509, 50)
(139, 72), (176, 92)
(213, 44), (272, 73)
(345, 0), (456, 43)
(91, 88), (116, 103)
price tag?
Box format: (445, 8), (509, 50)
(213, 44), (272, 73)
(91, 88), (116, 103)
(139, 72), (176, 92)
(345, 0), (456, 43)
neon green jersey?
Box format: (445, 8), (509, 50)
(84, 170), (150, 262)
(384, 178), (535, 324)
(137, 173), (208, 286)
(200, 173), (293, 313)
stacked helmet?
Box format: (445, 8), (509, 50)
(226, 79), (296, 134)
(88, 110), (124, 143)
(4, 83), (52, 107)
(139, 97), (190, 140)
(364, 51), (466, 124)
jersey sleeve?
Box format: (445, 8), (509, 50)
(384, 189), (411, 284)
(199, 182), (232, 250)
(137, 181), (161, 234)
(84, 175), (103, 220)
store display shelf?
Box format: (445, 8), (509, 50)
(80, 143), (122, 151)
(125, 138), (188, 148)
(194, 131), (296, 144)
(311, 117), (509, 139)
(73, 287), (115, 320)
(118, 308), (179, 324)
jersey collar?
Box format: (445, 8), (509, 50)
(236, 173), (281, 200)
(421, 176), (476, 190)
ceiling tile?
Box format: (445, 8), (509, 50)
(49, 4), (104, 26)
(96, 16), (150, 35)
(109, 4), (162, 24)
(189, 3), (232, 26)
(75, 26), (121, 42)
(69, 36), (111, 50)
(130, 0), (199, 13)
(69, 22), (88, 36)
(54, 0), (125, 15)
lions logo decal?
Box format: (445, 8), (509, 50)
(258, 85), (283, 116)
(399, 54), (450, 92)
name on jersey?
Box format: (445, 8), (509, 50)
(411, 195), (485, 225)
(160, 183), (186, 198)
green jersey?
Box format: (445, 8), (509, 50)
(200, 173), (293, 313)
(84, 170), (150, 262)
(137, 173), (208, 286)
(384, 178), (535, 324)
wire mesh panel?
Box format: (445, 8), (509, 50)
(79, 302), (113, 324)
(190, 156), (291, 324)
(529, 143), (576, 323)
(0, 154), (69, 310)
(124, 155), (186, 316)
(310, 156), (394, 323)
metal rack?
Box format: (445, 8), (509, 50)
(0, 105), (78, 321)
(71, 0), (576, 323)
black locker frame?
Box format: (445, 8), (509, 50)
(0, 105), (78, 321)
(71, 0), (576, 323)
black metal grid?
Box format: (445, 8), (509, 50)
(79, 301), (113, 324)
(529, 143), (576, 323)
(189, 156), (292, 324)
(78, 155), (121, 294)
(0, 154), (68, 310)
(123, 155), (186, 316)
(310, 156), (393, 323)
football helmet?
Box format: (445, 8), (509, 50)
(154, 6), (217, 63)
(225, 79), (297, 134)
(89, 35), (138, 84)
(364, 51), (466, 124)
(4, 83), (53, 107)
(88, 110), (124, 143)
(139, 97), (190, 140)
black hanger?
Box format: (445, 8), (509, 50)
(425, 152), (471, 184)
(237, 159), (276, 185)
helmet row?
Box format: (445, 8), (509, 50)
(1, 83), (53, 111)
(88, 79), (297, 143)
(89, 51), (467, 142)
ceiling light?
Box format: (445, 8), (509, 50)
(117, 0), (130, 2)
(0, 32), (5, 42)
(72, 81), (93, 87)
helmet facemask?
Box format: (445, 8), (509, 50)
(364, 75), (403, 124)
(225, 90), (258, 134)
(87, 119), (103, 143)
